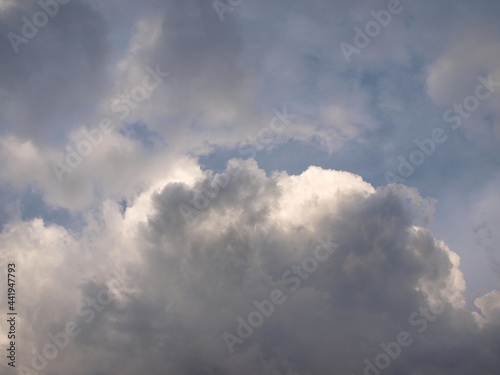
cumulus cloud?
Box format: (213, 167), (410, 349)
(1, 161), (498, 374)
(1, 1), (500, 374)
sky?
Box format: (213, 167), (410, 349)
(0, 0), (500, 374)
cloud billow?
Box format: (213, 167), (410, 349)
(2, 160), (498, 374)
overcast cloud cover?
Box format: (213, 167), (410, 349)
(0, 0), (500, 374)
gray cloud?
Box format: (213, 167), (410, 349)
(1, 1), (500, 374)
(0, 0), (113, 143)
(1, 161), (498, 374)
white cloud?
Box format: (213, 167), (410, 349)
(1, 160), (498, 374)
(1, 1), (500, 373)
